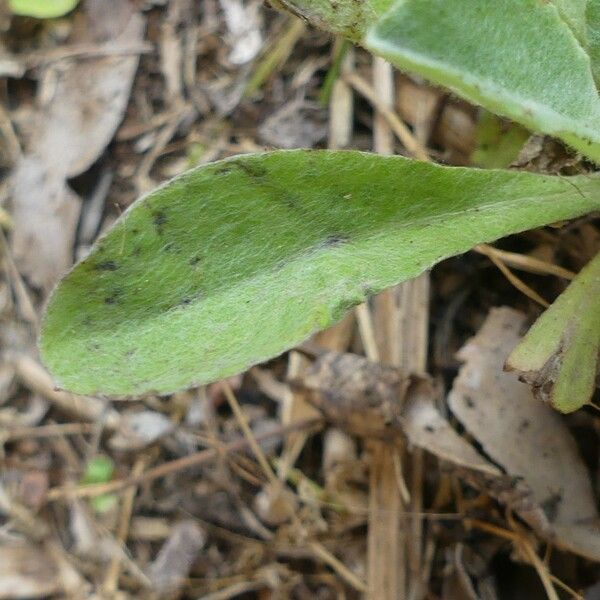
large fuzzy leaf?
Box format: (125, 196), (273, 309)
(365, 0), (600, 162)
(279, 0), (600, 162)
(40, 151), (600, 397)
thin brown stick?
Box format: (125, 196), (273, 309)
(308, 540), (367, 593)
(12, 354), (122, 428)
(485, 251), (550, 307)
(474, 244), (575, 279)
(3, 422), (97, 441)
(221, 380), (278, 485)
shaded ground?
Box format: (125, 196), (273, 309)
(0, 1), (599, 598)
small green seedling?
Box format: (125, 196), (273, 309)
(9, 0), (80, 18)
(40, 0), (600, 412)
(81, 455), (117, 513)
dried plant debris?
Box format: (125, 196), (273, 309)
(448, 307), (600, 560)
(147, 520), (206, 595)
(0, 543), (60, 599)
(292, 350), (413, 438)
(402, 391), (500, 477)
(506, 251), (600, 413)
(10, 0), (144, 292)
(2, 0), (600, 596)
(108, 409), (175, 451)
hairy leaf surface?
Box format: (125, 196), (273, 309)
(358, 0), (600, 162)
(281, 0), (600, 160)
(40, 151), (600, 396)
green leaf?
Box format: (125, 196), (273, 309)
(81, 456), (114, 485)
(39, 151), (600, 397)
(81, 456), (117, 513)
(506, 252), (600, 413)
(471, 112), (530, 170)
(586, 0), (600, 81)
(9, 0), (80, 18)
(551, 0), (588, 44)
(360, 0), (600, 163)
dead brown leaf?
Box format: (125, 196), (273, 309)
(10, 0), (144, 292)
(448, 307), (600, 560)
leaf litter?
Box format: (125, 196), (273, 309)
(10, 0), (144, 292)
(1, 1), (600, 598)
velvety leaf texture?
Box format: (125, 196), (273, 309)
(365, 0), (600, 162)
(40, 151), (600, 397)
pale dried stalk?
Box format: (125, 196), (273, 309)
(344, 71), (430, 161)
(309, 540), (367, 593)
(12, 354), (121, 428)
(366, 56), (406, 600)
(484, 249), (550, 307)
(473, 244), (575, 280)
(221, 380), (278, 484)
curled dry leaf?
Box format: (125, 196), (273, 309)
(10, 0), (144, 292)
(448, 307), (600, 561)
(297, 349), (498, 475)
(292, 350), (412, 438)
(254, 482), (298, 526)
(506, 251), (600, 413)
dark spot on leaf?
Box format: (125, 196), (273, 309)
(132, 245), (142, 257)
(518, 419), (530, 432)
(95, 260), (119, 271)
(215, 159), (267, 179)
(213, 164), (235, 176)
(464, 396), (475, 408)
(104, 289), (122, 305)
(189, 255), (201, 266)
(153, 210), (168, 234)
(235, 159), (267, 179)
(280, 193), (301, 209)
(323, 234), (349, 247)
(424, 425), (435, 433)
